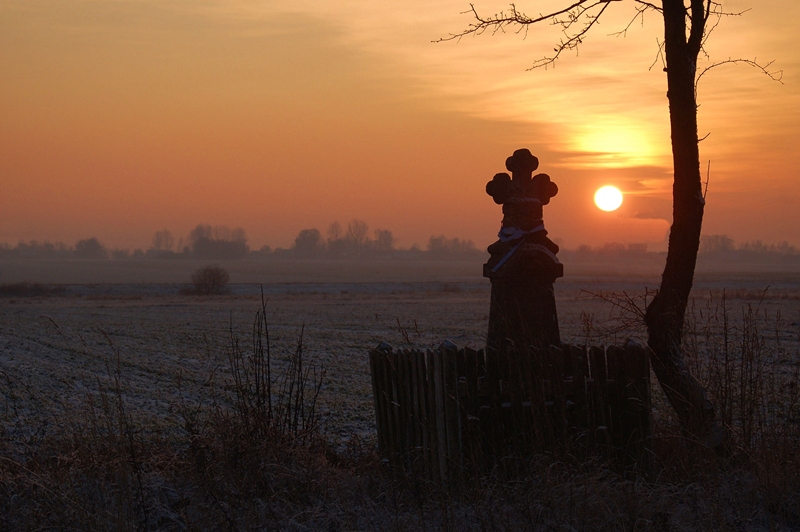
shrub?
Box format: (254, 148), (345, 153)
(188, 265), (230, 295)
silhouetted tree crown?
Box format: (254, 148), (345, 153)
(294, 229), (324, 258)
(152, 230), (175, 251)
(74, 238), (107, 260)
(373, 229), (396, 252)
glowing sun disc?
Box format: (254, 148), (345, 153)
(594, 186), (623, 211)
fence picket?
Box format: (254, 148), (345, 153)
(569, 345), (589, 457)
(430, 350), (447, 483)
(425, 349), (440, 484)
(443, 347), (460, 472)
(369, 350), (386, 456)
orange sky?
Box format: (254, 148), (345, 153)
(2, 0), (798, 251)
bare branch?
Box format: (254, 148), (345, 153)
(579, 289), (654, 341)
(700, 7), (723, 56)
(633, 1), (661, 13)
(530, 1), (617, 68)
(436, 2), (597, 42)
(609, 3), (659, 39)
(438, 0), (780, 85)
(696, 58), (784, 95)
(700, 3), (750, 57)
(693, 4), (780, 91)
(435, 1), (624, 69)
(707, 1), (750, 18)
(648, 37), (666, 72)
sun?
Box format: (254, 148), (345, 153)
(594, 186), (623, 212)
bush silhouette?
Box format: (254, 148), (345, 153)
(189, 265), (230, 295)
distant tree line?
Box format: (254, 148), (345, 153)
(0, 227), (800, 261)
(558, 236), (800, 263)
(694, 234), (800, 266)
(4, 227), (795, 262)
(0, 220), (482, 261)
(699, 234), (799, 256)
(0, 225), (251, 261)
(566, 242), (651, 256)
(290, 220), (479, 260)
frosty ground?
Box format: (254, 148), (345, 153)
(2, 259), (798, 450)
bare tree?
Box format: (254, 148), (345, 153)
(152, 229), (174, 251)
(327, 221), (342, 244)
(442, 0), (780, 446)
(345, 219), (370, 251)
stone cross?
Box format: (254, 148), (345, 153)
(484, 148), (563, 353)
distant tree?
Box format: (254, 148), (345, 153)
(345, 220), (370, 248)
(700, 234), (735, 254)
(427, 235), (448, 254)
(152, 230), (175, 251)
(327, 221), (342, 243)
(187, 224), (249, 259)
(188, 224), (213, 245)
(74, 238), (107, 260)
(189, 265), (230, 295)
(293, 228), (324, 258)
(326, 221), (346, 257)
(342, 219), (371, 257)
(373, 229), (396, 252)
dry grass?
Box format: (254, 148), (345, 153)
(0, 289), (798, 530)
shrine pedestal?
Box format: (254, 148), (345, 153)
(485, 245), (562, 353)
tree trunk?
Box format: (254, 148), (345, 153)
(645, 0), (721, 446)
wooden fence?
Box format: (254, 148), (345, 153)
(369, 342), (652, 483)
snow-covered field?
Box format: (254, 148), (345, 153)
(2, 260), (799, 448)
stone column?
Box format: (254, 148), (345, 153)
(484, 149), (563, 353)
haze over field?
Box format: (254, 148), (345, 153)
(2, 0), (799, 251)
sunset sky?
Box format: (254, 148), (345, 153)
(2, 0), (798, 251)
